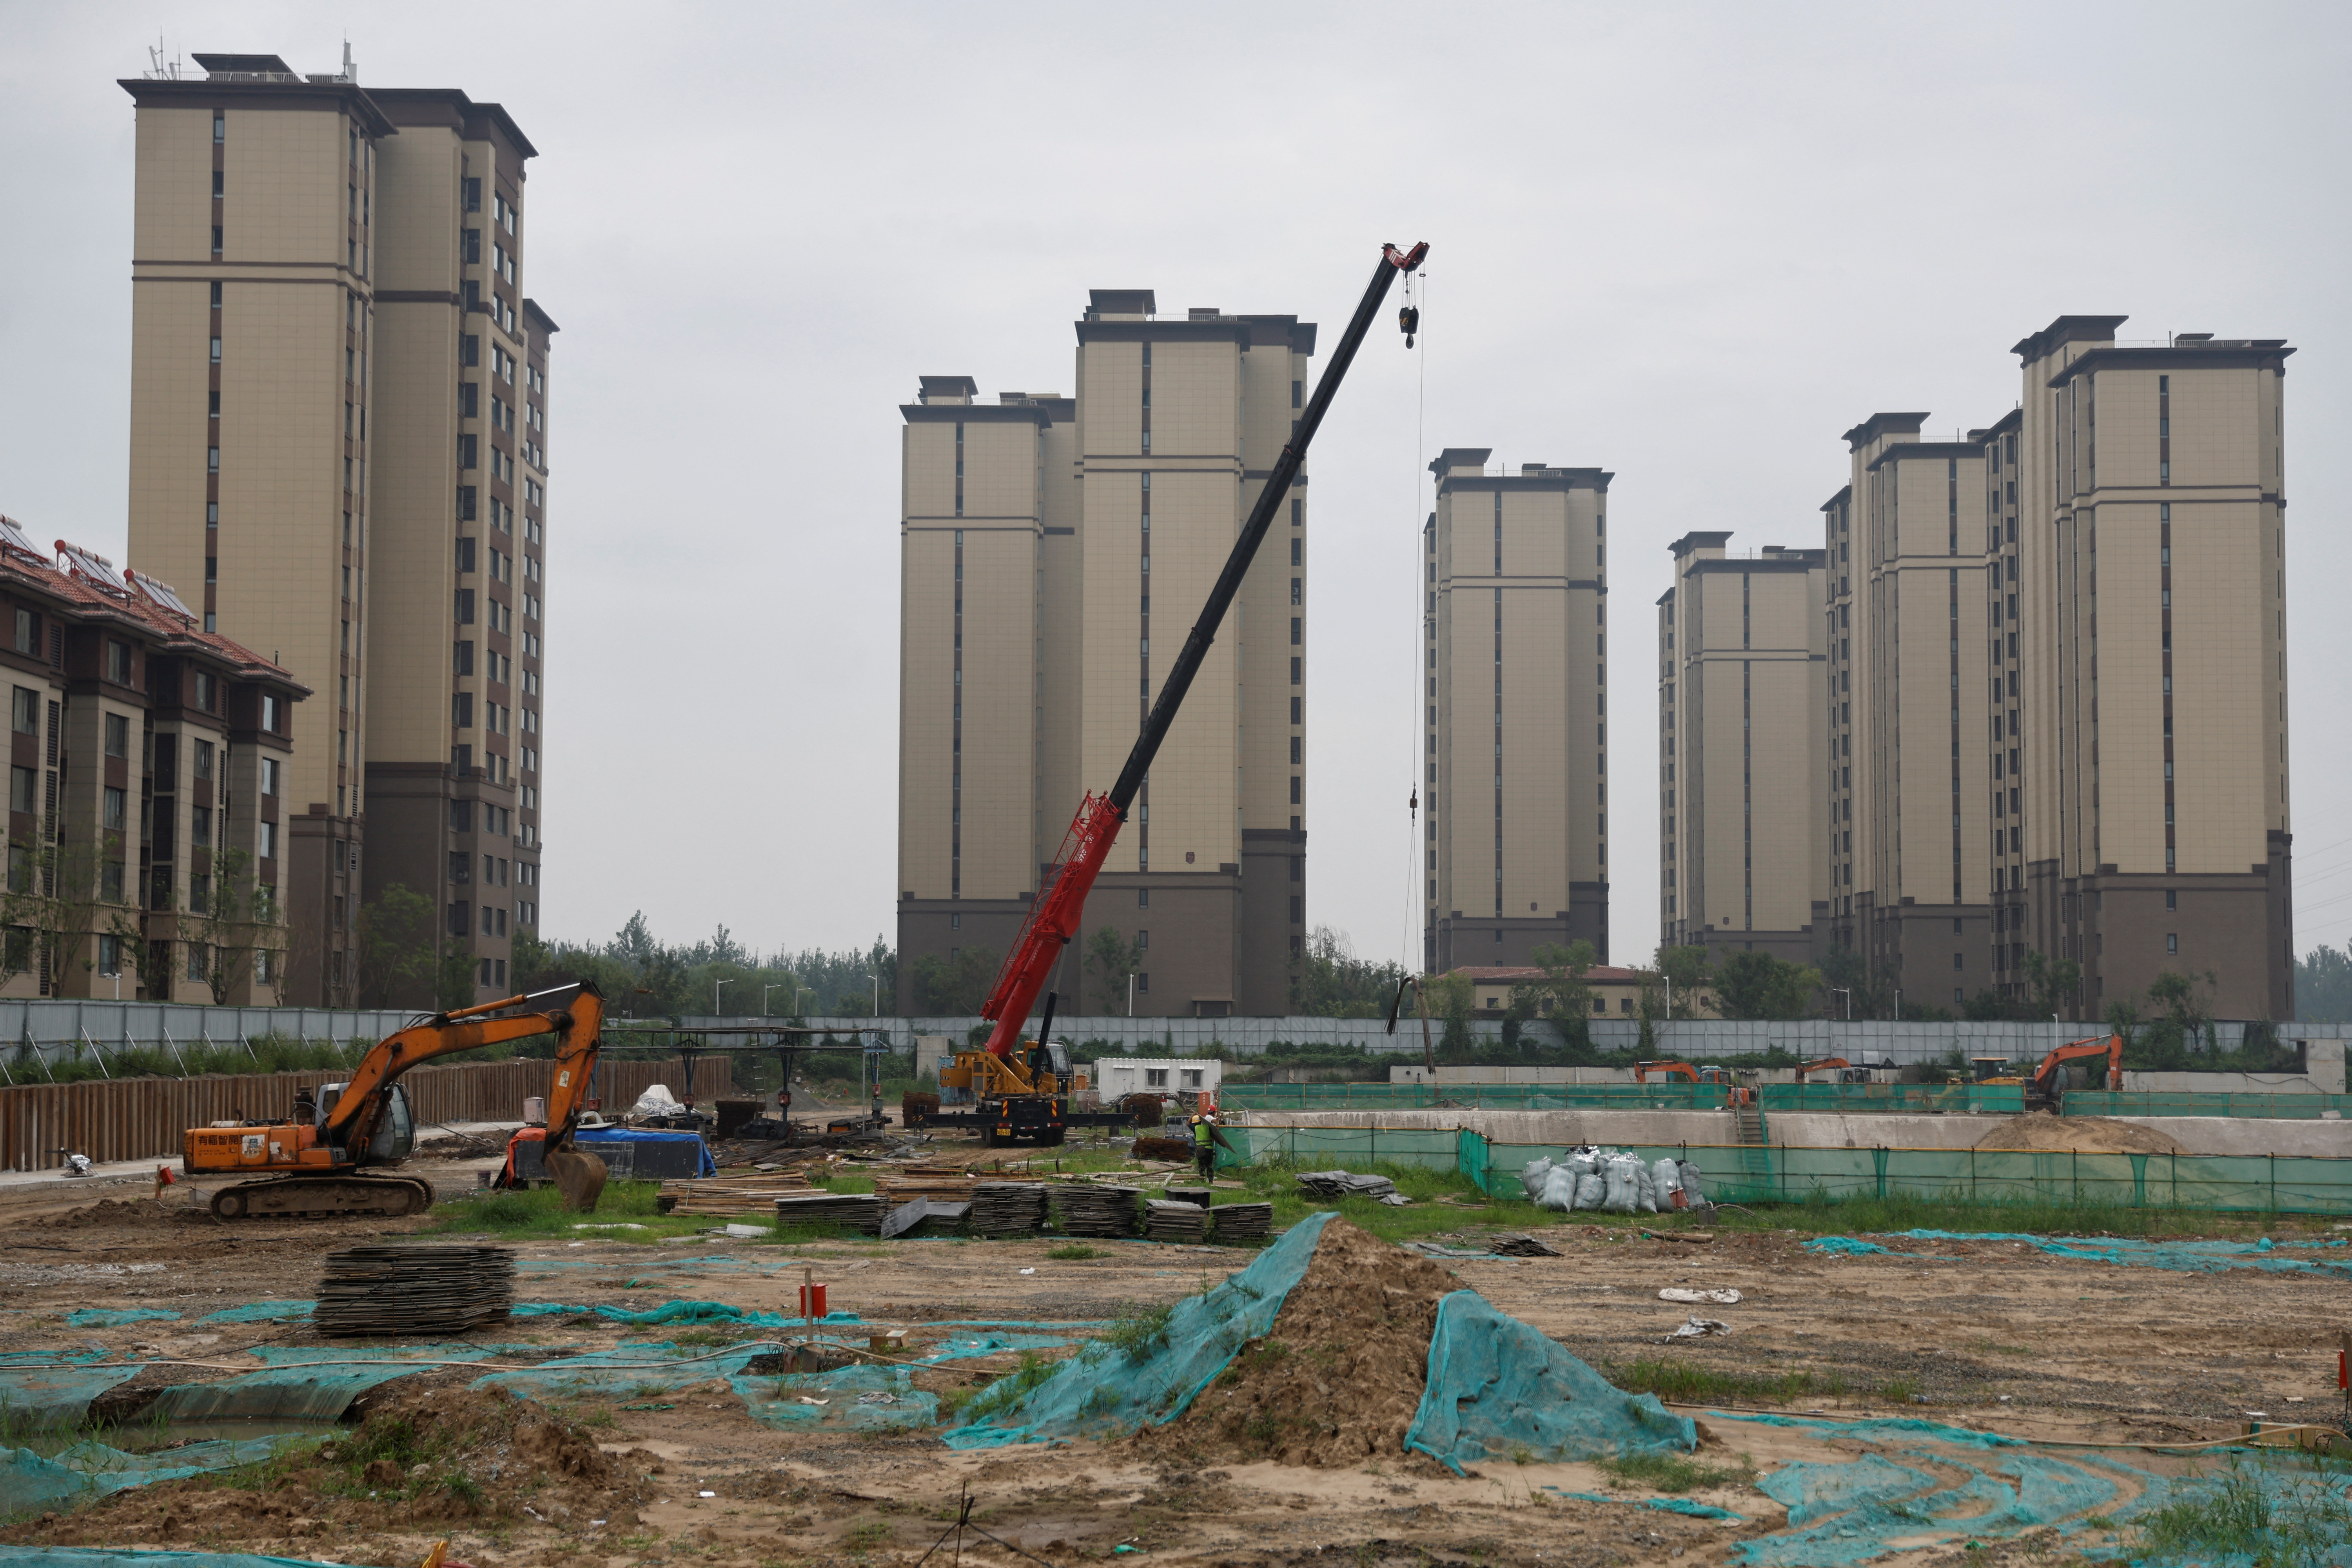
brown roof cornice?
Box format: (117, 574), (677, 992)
(2047, 342), (2296, 387)
(119, 76), (397, 137)
(2010, 315), (2129, 362)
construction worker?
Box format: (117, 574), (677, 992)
(1189, 1111), (1230, 1181)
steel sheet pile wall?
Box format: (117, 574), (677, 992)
(0, 1056), (732, 1171)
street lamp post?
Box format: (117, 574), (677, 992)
(871, 973), (880, 1017)
(715, 978), (731, 1016)
(1832, 987), (1852, 1021)
(795, 985), (811, 1016)
(762, 984), (779, 1015)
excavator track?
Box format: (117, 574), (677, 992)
(209, 1174), (436, 1220)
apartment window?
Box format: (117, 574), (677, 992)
(458, 433), (477, 469)
(464, 176), (481, 212)
(2166, 933), (2178, 955)
(258, 820), (276, 859)
(103, 713), (128, 758)
(448, 902), (470, 937)
(1138, 888), (1149, 909)
(455, 588), (476, 624)
(2165, 889), (2177, 911)
(189, 803), (210, 846)
(9, 689), (32, 737)
(454, 639), (475, 675)
(450, 851), (471, 884)
(193, 671), (214, 710)
(457, 485), (478, 521)
(460, 334), (479, 368)
(8, 766), (31, 817)
(452, 692), (474, 728)
(104, 641), (131, 685)
(211, 226), (222, 254)
(261, 757), (279, 796)
(1290, 617), (1301, 644)
(213, 111), (224, 143)
(186, 940), (209, 981)
(11, 611), (33, 656)
(463, 229), (481, 264)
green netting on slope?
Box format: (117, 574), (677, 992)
(508, 1299), (864, 1326)
(471, 1341), (777, 1401)
(0, 1352), (143, 1428)
(0, 1550), (357, 1568)
(146, 1345), (499, 1423)
(1402, 1292), (1696, 1475)
(64, 1310), (180, 1328)
(0, 1434), (290, 1514)
(942, 1211), (1340, 1449)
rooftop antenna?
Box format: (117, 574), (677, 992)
(341, 38), (357, 82)
(145, 38), (182, 80)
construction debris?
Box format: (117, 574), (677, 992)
(1490, 1234), (1561, 1257)
(1659, 1287), (1741, 1305)
(1295, 1170), (1408, 1204)
(314, 1245), (514, 1337)
(657, 1170), (817, 1216)
(1664, 1316), (1733, 1341)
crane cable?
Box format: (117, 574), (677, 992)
(1405, 269), (1427, 976)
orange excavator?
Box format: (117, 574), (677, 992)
(1633, 1060), (1696, 1083)
(183, 982), (609, 1219)
(1795, 1057), (1872, 1084)
(2025, 1034), (2123, 1111)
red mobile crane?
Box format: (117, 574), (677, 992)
(953, 243), (1429, 1141)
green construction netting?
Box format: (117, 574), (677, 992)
(1804, 1230), (2352, 1277)
(0, 1434), (292, 1514)
(1218, 1129), (2352, 1216)
(1403, 1291), (1695, 1474)
(194, 1302), (313, 1325)
(1223, 1083), (1726, 1112)
(145, 1345), (499, 1423)
(2066, 1089), (2352, 1120)
(508, 1299), (864, 1327)
(0, 1550), (357, 1567)
(1712, 1413), (2284, 1567)
(943, 1211), (1338, 1449)
(62, 1310), (179, 1329)
(0, 1352), (142, 1428)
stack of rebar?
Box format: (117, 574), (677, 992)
(314, 1245), (514, 1337)
(1142, 1198), (1207, 1243)
(1053, 1184), (1140, 1238)
(969, 1181), (1049, 1238)
(1210, 1202), (1272, 1243)
(773, 1191), (885, 1234)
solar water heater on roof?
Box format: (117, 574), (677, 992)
(56, 541), (129, 594)
(125, 568), (193, 618)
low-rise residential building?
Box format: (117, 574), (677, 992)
(1446, 964), (1653, 1020)
(0, 519), (307, 1001)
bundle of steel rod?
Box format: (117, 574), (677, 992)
(315, 1245), (514, 1336)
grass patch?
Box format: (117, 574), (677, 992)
(421, 1180), (867, 1246)
(1599, 1450), (1757, 1494)
(1046, 1243), (1104, 1261)
(1878, 1377), (1920, 1404)
(950, 1351), (1059, 1425)
(2134, 1454), (2352, 1566)
(1102, 1301), (1176, 1359)
(1611, 1357), (1840, 1408)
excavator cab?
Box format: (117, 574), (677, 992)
(315, 1082), (416, 1163)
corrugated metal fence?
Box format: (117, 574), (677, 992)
(0, 1055), (734, 1171)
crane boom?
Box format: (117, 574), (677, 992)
(978, 242), (1428, 1057)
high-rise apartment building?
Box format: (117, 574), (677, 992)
(1657, 534), (1825, 960)
(1817, 319), (2294, 1020)
(2004, 319), (2294, 1019)
(1821, 417), (1998, 1011)
(898, 293), (1314, 1017)
(1423, 450), (1611, 972)
(122, 53), (552, 1006)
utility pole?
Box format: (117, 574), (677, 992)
(715, 978), (731, 1017)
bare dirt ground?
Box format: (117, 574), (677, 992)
(0, 1141), (2343, 1566)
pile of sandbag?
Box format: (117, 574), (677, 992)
(1518, 1147), (1708, 1215)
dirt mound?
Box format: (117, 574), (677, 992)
(1130, 1135), (1194, 1161)
(1975, 1115), (2187, 1155)
(0, 1381), (648, 1552)
(1139, 1217), (1464, 1466)
(34, 1197), (185, 1229)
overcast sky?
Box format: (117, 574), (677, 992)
(4, 3), (2349, 975)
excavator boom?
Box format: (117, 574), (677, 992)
(976, 242), (1428, 1058)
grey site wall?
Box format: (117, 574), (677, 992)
(0, 1000), (419, 1072)
(675, 1014), (2352, 1066)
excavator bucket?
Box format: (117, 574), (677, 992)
(544, 1146), (608, 1213)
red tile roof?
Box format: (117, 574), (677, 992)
(0, 521), (309, 694)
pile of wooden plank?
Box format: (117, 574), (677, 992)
(316, 1245), (513, 1336)
(1055, 1184), (1140, 1238)
(657, 1169), (818, 1217)
(1210, 1202), (1273, 1242)
(970, 1181), (1049, 1237)
(773, 1191), (885, 1234)
(1143, 1198), (1207, 1243)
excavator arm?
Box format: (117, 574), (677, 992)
(2029, 1034), (2122, 1098)
(330, 982), (607, 1207)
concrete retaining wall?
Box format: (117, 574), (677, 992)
(1223, 1106), (2352, 1159)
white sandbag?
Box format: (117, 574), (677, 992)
(1519, 1156), (1555, 1200)
(630, 1083), (687, 1119)
(1677, 1160), (1710, 1207)
(1572, 1172), (1605, 1210)
(1601, 1154), (1639, 1213)
(1538, 1164), (1579, 1211)
(1652, 1158), (1683, 1210)
(1635, 1163), (1659, 1214)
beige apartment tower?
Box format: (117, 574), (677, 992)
(1424, 450), (1610, 973)
(122, 52), (552, 1006)
(898, 293), (1314, 1017)
(2004, 319), (2294, 1020)
(1657, 534), (1826, 961)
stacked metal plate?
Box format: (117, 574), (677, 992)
(773, 1192), (885, 1234)
(315, 1245), (514, 1337)
(1142, 1198), (1207, 1243)
(1054, 1184), (1140, 1238)
(969, 1181), (1048, 1238)
(1210, 1202), (1273, 1243)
